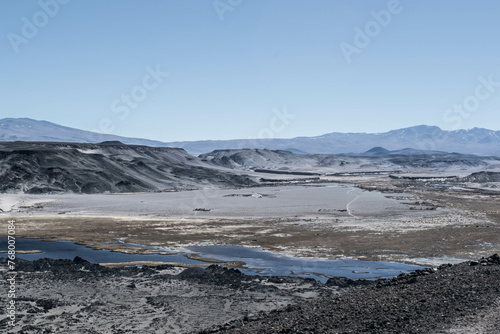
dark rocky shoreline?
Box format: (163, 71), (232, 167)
(1, 255), (499, 333)
(204, 254), (500, 334)
(0, 257), (328, 333)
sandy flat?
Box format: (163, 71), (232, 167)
(2, 181), (499, 266)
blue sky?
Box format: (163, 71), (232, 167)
(1, 0), (500, 141)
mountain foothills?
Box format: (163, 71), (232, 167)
(2, 118), (500, 155)
(0, 141), (256, 194)
(199, 148), (500, 173)
(0, 140), (499, 194)
(1, 118), (499, 194)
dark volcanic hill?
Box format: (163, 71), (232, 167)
(458, 171), (500, 183)
(0, 141), (256, 194)
(199, 148), (500, 173)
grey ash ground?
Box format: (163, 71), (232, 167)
(1, 255), (499, 333)
(0, 257), (327, 334)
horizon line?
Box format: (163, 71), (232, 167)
(1, 117), (500, 143)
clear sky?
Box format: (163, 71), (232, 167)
(1, 0), (500, 141)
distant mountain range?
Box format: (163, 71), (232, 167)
(1, 118), (500, 155)
(0, 118), (166, 147)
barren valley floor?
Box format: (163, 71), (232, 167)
(2, 179), (499, 266)
(1, 177), (499, 333)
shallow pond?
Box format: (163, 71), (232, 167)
(0, 238), (425, 283)
(187, 244), (425, 281)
